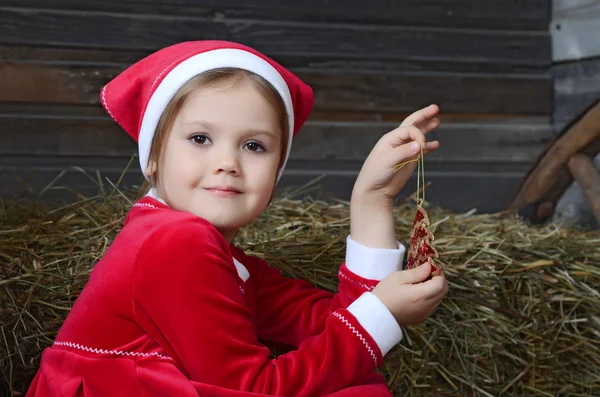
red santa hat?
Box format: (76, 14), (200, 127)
(100, 40), (314, 180)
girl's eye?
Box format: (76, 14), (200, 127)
(244, 141), (265, 152)
(191, 134), (211, 145)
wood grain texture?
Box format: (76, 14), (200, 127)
(0, 0), (554, 212)
(0, 155), (532, 212)
(0, 62), (553, 114)
(552, 58), (600, 133)
(2, 0), (551, 30)
(0, 8), (550, 67)
(567, 153), (600, 225)
(508, 101), (600, 210)
(0, 106), (553, 163)
(0, 44), (549, 75)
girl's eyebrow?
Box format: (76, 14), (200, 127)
(181, 120), (215, 130)
(181, 120), (278, 139)
(244, 128), (277, 139)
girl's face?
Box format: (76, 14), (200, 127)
(147, 79), (282, 242)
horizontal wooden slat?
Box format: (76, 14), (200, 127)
(0, 102), (545, 123)
(0, 62), (553, 114)
(0, 108), (553, 163)
(552, 58), (600, 133)
(0, 1), (551, 30)
(292, 120), (552, 162)
(0, 45), (549, 75)
(301, 71), (550, 114)
(0, 155), (531, 212)
(0, 8), (550, 67)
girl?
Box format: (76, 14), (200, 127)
(26, 41), (447, 397)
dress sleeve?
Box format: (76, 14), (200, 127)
(132, 218), (396, 397)
(344, 235), (406, 280)
(242, 237), (403, 355)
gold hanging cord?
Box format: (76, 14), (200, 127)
(393, 146), (425, 206)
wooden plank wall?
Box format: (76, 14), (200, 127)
(551, 0), (600, 132)
(0, 1), (553, 212)
(554, 58), (600, 132)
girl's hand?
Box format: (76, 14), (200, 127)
(352, 105), (441, 208)
(372, 262), (448, 326)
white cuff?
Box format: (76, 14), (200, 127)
(346, 292), (403, 356)
(345, 235), (406, 280)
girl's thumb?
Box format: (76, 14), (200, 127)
(398, 261), (431, 285)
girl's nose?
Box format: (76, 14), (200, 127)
(214, 147), (241, 176)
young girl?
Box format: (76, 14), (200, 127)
(26, 41), (447, 397)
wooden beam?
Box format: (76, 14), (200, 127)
(0, 105), (553, 162)
(0, 8), (550, 66)
(567, 154), (600, 226)
(0, 44), (549, 75)
(507, 101), (600, 210)
(0, 61), (553, 115)
(2, 0), (551, 30)
(0, 155), (532, 213)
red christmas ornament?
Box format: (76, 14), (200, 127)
(394, 148), (442, 277)
(406, 206), (441, 276)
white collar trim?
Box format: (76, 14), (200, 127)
(233, 258), (250, 282)
(145, 188), (168, 206)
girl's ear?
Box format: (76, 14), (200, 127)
(145, 160), (158, 177)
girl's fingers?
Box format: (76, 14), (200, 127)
(424, 140), (440, 153)
(389, 140), (422, 168)
(395, 261), (432, 285)
(389, 125), (426, 148)
(416, 117), (440, 135)
(410, 274), (446, 300)
(400, 105), (440, 128)
(389, 140), (440, 170)
(388, 122), (440, 152)
(392, 106), (441, 152)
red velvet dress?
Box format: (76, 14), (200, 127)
(26, 196), (405, 396)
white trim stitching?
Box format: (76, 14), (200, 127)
(53, 341), (173, 361)
(151, 55), (191, 89)
(100, 86), (115, 120)
(133, 203), (159, 209)
(332, 312), (378, 367)
(338, 270), (374, 291)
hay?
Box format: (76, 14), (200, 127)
(1, 188), (600, 396)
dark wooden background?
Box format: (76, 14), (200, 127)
(0, 0), (554, 212)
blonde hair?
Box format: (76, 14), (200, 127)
(146, 68), (290, 188)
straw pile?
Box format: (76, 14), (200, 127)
(1, 186), (600, 396)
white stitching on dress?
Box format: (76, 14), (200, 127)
(53, 341), (174, 361)
(332, 312), (378, 367)
(338, 270), (374, 291)
(133, 203), (159, 210)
